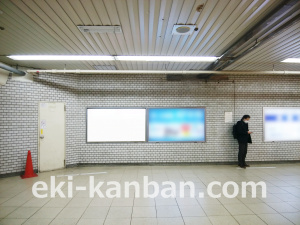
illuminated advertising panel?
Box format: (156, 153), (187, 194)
(264, 107), (300, 142)
(148, 108), (205, 142)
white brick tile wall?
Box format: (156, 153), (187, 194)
(0, 73), (300, 175)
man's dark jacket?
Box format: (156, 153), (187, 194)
(236, 120), (252, 143)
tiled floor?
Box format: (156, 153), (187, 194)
(0, 163), (300, 225)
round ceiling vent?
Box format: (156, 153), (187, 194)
(176, 26), (191, 34)
(172, 25), (196, 35)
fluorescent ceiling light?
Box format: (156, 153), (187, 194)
(281, 58), (300, 63)
(8, 55), (114, 61)
(115, 56), (218, 62)
(7, 55), (218, 62)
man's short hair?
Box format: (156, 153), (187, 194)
(242, 115), (251, 120)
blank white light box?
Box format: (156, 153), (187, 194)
(87, 108), (146, 142)
(264, 107), (300, 142)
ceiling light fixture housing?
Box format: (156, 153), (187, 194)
(7, 55), (218, 62)
(77, 25), (122, 34)
(172, 25), (196, 35)
(281, 58), (300, 63)
(116, 56), (218, 62)
(8, 55), (114, 61)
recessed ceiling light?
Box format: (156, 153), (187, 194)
(7, 55), (218, 62)
(116, 56), (218, 62)
(281, 58), (300, 63)
(7, 55), (114, 61)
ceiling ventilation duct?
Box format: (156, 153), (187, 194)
(77, 26), (122, 34)
(166, 74), (215, 81)
(172, 25), (196, 35)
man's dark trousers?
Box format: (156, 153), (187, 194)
(238, 142), (248, 166)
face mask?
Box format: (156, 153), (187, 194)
(244, 120), (249, 123)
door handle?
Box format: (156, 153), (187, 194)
(40, 135), (44, 139)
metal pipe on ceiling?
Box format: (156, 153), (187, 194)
(206, 0), (300, 71)
(0, 62), (26, 76)
(26, 70), (300, 75)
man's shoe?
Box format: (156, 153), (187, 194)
(239, 165), (246, 169)
(245, 164), (250, 167)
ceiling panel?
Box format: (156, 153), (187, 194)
(0, 0), (299, 71)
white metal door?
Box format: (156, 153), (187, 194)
(39, 102), (65, 172)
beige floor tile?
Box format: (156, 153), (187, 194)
(208, 216), (239, 225)
(89, 198), (113, 207)
(0, 198), (10, 204)
(31, 207), (62, 218)
(111, 198), (134, 207)
(267, 202), (299, 213)
(155, 198), (177, 206)
(176, 198), (199, 206)
(259, 193), (282, 203)
(131, 218), (158, 225)
(281, 212), (300, 225)
(0, 197), (31, 207)
(77, 218), (105, 225)
(106, 207), (132, 219)
(43, 198), (71, 208)
(0, 218), (26, 225)
(258, 213), (294, 225)
(74, 191), (91, 198)
(133, 198), (155, 206)
(0, 206), (17, 218)
(274, 193), (299, 202)
(234, 215), (266, 225)
(157, 218), (184, 225)
(197, 197), (221, 205)
(22, 197), (51, 207)
(287, 201), (300, 210)
(81, 206), (109, 218)
(179, 205), (206, 217)
(132, 206), (156, 218)
(156, 205), (181, 218)
(183, 216), (212, 225)
(246, 203), (277, 214)
(49, 218), (79, 225)
(104, 218), (131, 225)
(66, 197), (91, 208)
(201, 204), (230, 216)
(217, 196), (241, 205)
(6, 207), (39, 219)
(56, 207), (86, 219)
(237, 196), (263, 204)
(0, 191), (24, 199)
(22, 218), (53, 225)
(223, 203), (254, 215)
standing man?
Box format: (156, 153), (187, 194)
(236, 115), (252, 168)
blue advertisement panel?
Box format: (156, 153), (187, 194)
(148, 108), (205, 142)
(264, 107), (300, 142)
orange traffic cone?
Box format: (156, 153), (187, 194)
(21, 150), (38, 179)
